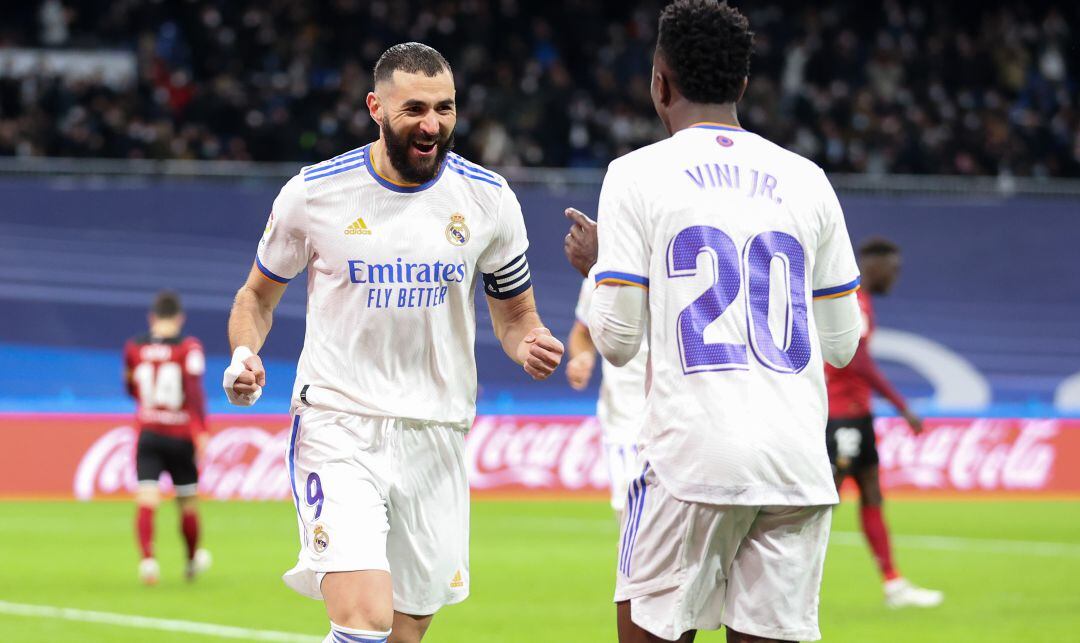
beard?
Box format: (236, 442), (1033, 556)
(380, 117), (455, 184)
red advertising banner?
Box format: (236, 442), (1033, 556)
(1, 414), (1078, 499)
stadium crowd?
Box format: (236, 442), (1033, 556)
(0, 0), (1076, 176)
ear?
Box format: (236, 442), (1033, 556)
(656, 69), (672, 107)
(736, 77), (748, 102)
(366, 91), (381, 124)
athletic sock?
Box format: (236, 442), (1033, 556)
(181, 510), (200, 561)
(326, 621), (391, 643)
(136, 506), (154, 559)
(860, 504), (899, 581)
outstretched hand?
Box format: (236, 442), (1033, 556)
(563, 208), (598, 277)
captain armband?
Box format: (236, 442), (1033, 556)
(482, 253), (532, 300)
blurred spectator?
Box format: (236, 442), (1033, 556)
(0, 0), (1076, 176)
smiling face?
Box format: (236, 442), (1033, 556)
(367, 69), (457, 184)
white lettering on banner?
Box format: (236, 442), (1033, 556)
(74, 426), (139, 500)
(877, 419), (1058, 491)
(466, 416), (608, 490)
(72, 417), (1066, 499)
(73, 418), (612, 500)
(199, 428), (293, 500)
(74, 426), (294, 501)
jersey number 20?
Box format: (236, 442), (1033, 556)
(668, 226), (811, 375)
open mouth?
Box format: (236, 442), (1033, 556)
(412, 140), (437, 156)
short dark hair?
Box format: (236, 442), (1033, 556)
(657, 0), (753, 104)
(859, 237), (901, 257)
(374, 42), (451, 86)
(151, 290), (182, 318)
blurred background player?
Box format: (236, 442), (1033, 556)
(825, 237), (944, 609)
(565, 246), (648, 517)
(123, 290), (211, 585)
(576, 1), (864, 640)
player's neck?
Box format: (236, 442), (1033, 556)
(666, 103), (741, 135)
(370, 139), (421, 187)
(149, 320), (182, 339)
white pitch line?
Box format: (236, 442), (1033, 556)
(830, 531), (1080, 559)
(0, 600), (322, 642)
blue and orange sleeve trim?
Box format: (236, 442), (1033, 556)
(595, 271), (649, 289)
(812, 276), (860, 299)
(255, 256), (291, 284)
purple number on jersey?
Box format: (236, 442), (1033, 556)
(745, 231), (811, 373)
(305, 472), (324, 521)
(667, 225), (810, 374)
(667, 225), (748, 373)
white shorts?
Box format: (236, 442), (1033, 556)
(281, 407), (470, 616)
(614, 466), (832, 641)
(604, 439), (641, 513)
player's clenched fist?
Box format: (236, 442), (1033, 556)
(222, 346), (265, 406)
(518, 328), (564, 380)
(565, 351), (595, 391)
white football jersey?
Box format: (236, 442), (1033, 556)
(256, 145), (530, 427)
(593, 123), (860, 506)
(574, 276), (648, 443)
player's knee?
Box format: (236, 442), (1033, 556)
(177, 495), (198, 514)
(326, 596), (394, 634)
(860, 491), (883, 507)
(135, 484), (160, 508)
(332, 610), (394, 635)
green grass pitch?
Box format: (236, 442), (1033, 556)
(1, 499), (1077, 641)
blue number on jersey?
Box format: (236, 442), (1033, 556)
(666, 226), (747, 372)
(305, 472), (325, 521)
(667, 226), (811, 374)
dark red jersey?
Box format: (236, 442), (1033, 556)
(825, 289), (908, 419)
(124, 334), (208, 441)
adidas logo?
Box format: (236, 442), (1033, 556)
(345, 217), (372, 235)
(450, 570), (464, 589)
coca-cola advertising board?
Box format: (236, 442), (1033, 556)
(1, 414), (1078, 499)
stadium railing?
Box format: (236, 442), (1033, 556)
(2, 156), (1080, 196)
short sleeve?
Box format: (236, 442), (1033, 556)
(573, 276), (593, 324)
(593, 160), (650, 289)
(184, 339), (206, 377)
(255, 174), (311, 283)
(479, 185), (532, 299)
(811, 174), (860, 299)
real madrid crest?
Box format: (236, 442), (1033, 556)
(312, 524), (329, 553)
(445, 213), (470, 246)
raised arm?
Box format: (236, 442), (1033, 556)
(223, 175), (310, 406)
(486, 287), (564, 380)
(223, 263), (288, 405)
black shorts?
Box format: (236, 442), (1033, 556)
(825, 415), (878, 475)
(136, 430), (198, 492)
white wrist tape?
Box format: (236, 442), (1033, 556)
(222, 346), (262, 406)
